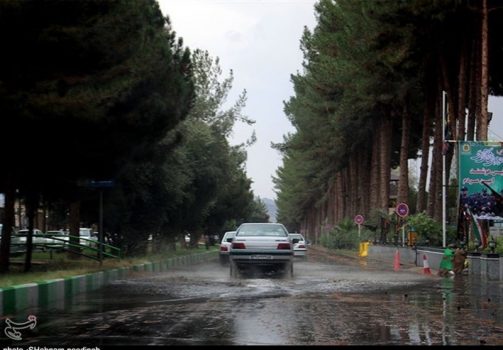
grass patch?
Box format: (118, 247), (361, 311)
(0, 245), (218, 288)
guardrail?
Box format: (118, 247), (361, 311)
(10, 234), (122, 261)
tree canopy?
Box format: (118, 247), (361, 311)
(0, 1), (263, 268)
(275, 0), (503, 244)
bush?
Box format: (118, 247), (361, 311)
(319, 218), (373, 250)
(407, 212), (442, 246)
(479, 236), (503, 254)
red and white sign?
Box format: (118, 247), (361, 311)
(396, 202), (409, 218)
(354, 214), (364, 225)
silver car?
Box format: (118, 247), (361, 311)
(289, 233), (308, 257)
(229, 223), (293, 278)
(219, 231), (236, 265)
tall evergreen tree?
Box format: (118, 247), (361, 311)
(0, 0), (194, 269)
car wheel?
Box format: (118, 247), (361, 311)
(230, 260), (239, 278)
(219, 255), (227, 266)
(284, 261), (293, 278)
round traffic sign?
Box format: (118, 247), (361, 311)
(396, 202), (409, 217)
(354, 214), (364, 225)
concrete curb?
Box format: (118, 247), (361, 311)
(0, 250), (218, 317)
(309, 245), (438, 276)
(311, 244), (502, 279)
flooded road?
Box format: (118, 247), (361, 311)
(7, 251), (503, 346)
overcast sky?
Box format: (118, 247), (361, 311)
(158, 0), (503, 200)
(159, 0), (318, 200)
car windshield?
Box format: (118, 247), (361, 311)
(80, 229), (91, 237)
(237, 224), (288, 237)
(289, 234), (304, 241)
(222, 232), (235, 241)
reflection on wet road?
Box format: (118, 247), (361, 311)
(8, 252), (503, 346)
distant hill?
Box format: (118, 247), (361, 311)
(261, 197), (277, 223)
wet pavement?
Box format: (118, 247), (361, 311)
(5, 251), (503, 346)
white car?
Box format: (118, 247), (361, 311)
(229, 223), (293, 278)
(45, 230), (69, 249)
(79, 228), (98, 247)
(15, 229), (48, 251)
(289, 233), (308, 257)
(219, 231), (236, 265)
(0, 225), (25, 255)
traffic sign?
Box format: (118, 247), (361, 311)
(396, 202), (409, 218)
(354, 214), (365, 225)
(88, 180), (115, 188)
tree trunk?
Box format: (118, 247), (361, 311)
(24, 192), (38, 272)
(331, 180), (337, 225)
(349, 158), (357, 217)
(369, 128), (381, 213)
(335, 172), (343, 222)
(478, 0), (489, 141)
(320, 199), (327, 234)
(457, 45), (468, 142)
(0, 183), (15, 273)
(397, 107), (411, 205)
(343, 166), (351, 219)
(379, 117), (392, 211)
(68, 199), (81, 259)
(327, 182), (335, 226)
(359, 147), (371, 217)
(468, 18), (481, 141)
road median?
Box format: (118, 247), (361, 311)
(0, 249), (218, 317)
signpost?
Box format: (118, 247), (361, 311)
(87, 180), (115, 264)
(396, 203), (409, 247)
(354, 214), (364, 238)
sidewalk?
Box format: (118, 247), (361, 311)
(308, 244), (438, 276)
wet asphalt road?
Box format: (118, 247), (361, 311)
(7, 251), (503, 346)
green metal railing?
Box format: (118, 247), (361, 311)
(10, 234), (122, 261)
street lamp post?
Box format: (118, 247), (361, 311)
(87, 180), (114, 265)
(442, 91), (447, 248)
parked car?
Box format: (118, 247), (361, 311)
(79, 228), (98, 248)
(219, 231), (236, 265)
(15, 229), (48, 251)
(288, 233), (308, 257)
(45, 230), (69, 250)
(229, 223), (293, 278)
(0, 225), (25, 255)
